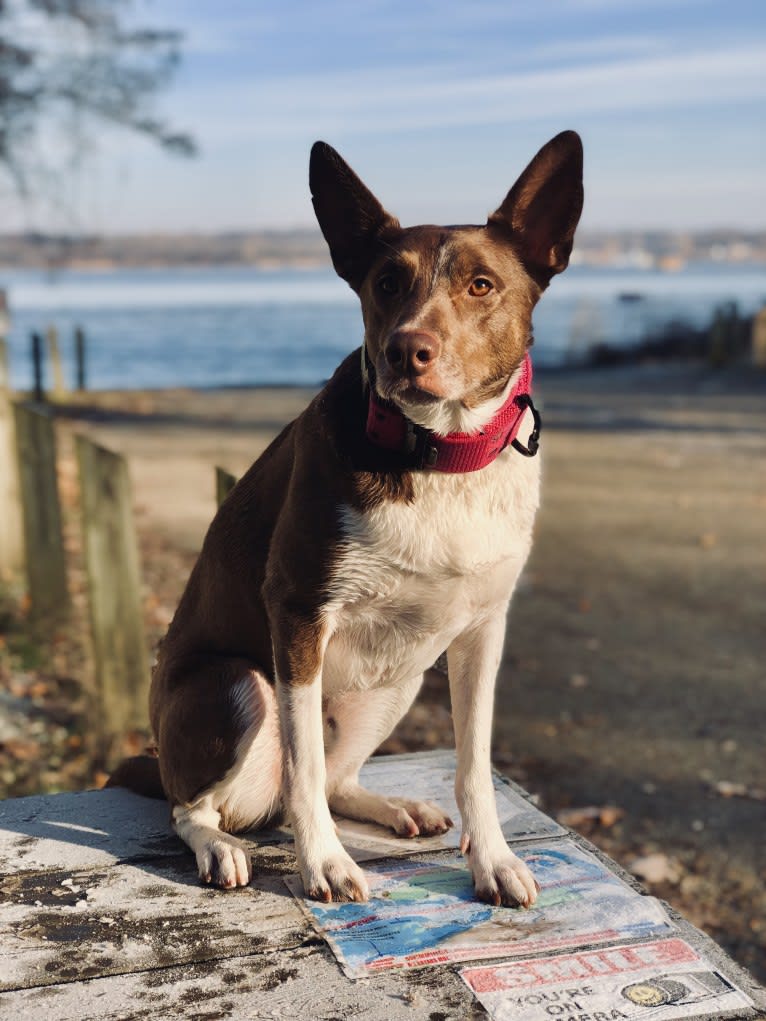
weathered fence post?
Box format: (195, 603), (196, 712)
(74, 326), (87, 391)
(0, 302), (24, 579)
(13, 402), (69, 621)
(76, 435), (149, 749)
(215, 465), (238, 507)
(46, 324), (66, 398)
(752, 306), (766, 367)
(30, 331), (45, 402)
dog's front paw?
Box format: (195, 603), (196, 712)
(301, 851), (369, 903)
(196, 833), (252, 889)
(463, 836), (539, 908)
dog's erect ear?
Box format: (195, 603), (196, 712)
(489, 131), (584, 286)
(310, 142), (399, 291)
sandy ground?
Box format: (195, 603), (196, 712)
(4, 361), (765, 981)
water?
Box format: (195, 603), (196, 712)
(1, 263), (764, 391)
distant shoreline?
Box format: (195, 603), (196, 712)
(1, 226), (765, 272)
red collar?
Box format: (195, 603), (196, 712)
(365, 354), (540, 473)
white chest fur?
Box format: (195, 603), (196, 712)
(322, 449), (541, 693)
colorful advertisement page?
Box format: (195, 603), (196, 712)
(287, 839), (673, 979)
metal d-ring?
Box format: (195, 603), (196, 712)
(510, 394), (542, 457)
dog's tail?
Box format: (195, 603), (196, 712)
(106, 754), (166, 801)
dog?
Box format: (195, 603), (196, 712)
(110, 131), (583, 906)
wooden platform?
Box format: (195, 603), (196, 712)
(0, 751), (763, 1020)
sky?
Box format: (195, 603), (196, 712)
(3, 0), (765, 233)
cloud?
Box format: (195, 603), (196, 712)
(170, 42), (766, 144)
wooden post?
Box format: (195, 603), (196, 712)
(13, 402), (69, 622)
(46, 324), (66, 398)
(0, 335), (24, 580)
(76, 435), (149, 747)
(0, 290), (9, 340)
(215, 466), (238, 507)
(30, 332), (45, 402)
(74, 326), (87, 390)
(752, 306), (766, 367)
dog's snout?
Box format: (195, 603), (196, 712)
(384, 331), (441, 377)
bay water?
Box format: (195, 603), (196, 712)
(1, 264), (764, 391)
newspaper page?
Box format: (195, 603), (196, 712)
(460, 937), (754, 1021)
(286, 839), (673, 979)
(261, 753), (564, 857)
(337, 754), (564, 857)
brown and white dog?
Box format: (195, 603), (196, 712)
(111, 131), (583, 907)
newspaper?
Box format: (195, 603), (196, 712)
(337, 755), (564, 858)
(261, 753), (563, 858)
(460, 937), (754, 1021)
(286, 839), (673, 979)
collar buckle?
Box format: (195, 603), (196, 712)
(406, 420), (439, 468)
(510, 393), (541, 457)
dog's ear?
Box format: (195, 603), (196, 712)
(489, 131), (583, 286)
(310, 142), (399, 291)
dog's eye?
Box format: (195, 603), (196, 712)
(378, 274), (399, 295)
(468, 277), (493, 297)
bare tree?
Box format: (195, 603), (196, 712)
(0, 0), (195, 195)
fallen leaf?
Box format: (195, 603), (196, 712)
(0, 739), (41, 762)
(629, 852), (683, 885)
(557, 804), (624, 829)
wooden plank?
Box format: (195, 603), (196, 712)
(0, 944), (479, 1020)
(13, 402), (69, 622)
(75, 436), (149, 747)
(0, 754), (764, 1019)
(0, 846), (309, 991)
(0, 339), (24, 579)
(215, 465), (238, 507)
(0, 788), (178, 874)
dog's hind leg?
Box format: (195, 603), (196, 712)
(155, 661), (282, 888)
(172, 798), (253, 888)
(324, 674), (453, 837)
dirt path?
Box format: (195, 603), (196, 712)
(32, 362), (766, 981)
(495, 364), (766, 978)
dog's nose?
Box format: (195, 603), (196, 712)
(384, 331), (441, 377)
